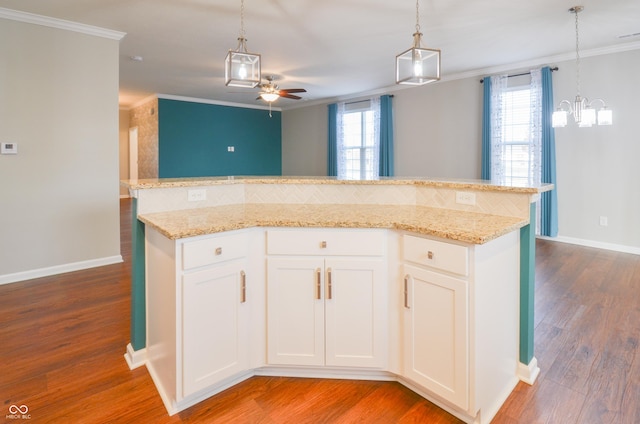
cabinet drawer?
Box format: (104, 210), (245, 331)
(182, 232), (248, 270)
(403, 235), (468, 276)
(266, 229), (385, 256)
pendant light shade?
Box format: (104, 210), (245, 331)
(396, 0), (441, 85)
(225, 0), (261, 88)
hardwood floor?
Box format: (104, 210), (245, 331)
(1, 198), (639, 423)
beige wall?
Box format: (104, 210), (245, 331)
(130, 97), (159, 179)
(281, 49), (640, 252)
(0, 17), (122, 282)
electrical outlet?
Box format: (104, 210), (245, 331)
(227, 146), (235, 152)
(599, 216), (608, 226)
(188, 189), (207, 202)
(455, 191), (476, 206)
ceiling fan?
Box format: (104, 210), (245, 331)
(257, 76), (306, 103)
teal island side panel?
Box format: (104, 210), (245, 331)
(158, 98), (282, 178)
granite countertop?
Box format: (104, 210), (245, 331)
(138, 203), (528, 245)
(122, 176), (553, 194)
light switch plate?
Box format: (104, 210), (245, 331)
(1, 142), (17, 154)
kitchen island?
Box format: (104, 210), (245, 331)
(122, 176), (552, 423)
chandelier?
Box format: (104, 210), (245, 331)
(395, 0), (441, 85)
(225, 0), (261, 88)
(552, 6), (612, 128)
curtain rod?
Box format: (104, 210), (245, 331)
(344, 94), (394, 105)
(479, 67), (558, 83)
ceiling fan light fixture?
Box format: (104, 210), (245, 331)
(259, 92), (280, 102)
(396, 0), (440, 85)
(225, 0), (261, 88)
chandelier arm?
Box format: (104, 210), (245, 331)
(587, 98), (608, 109)
(557, 99), (573, 113)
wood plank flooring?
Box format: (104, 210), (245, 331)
(1, 198), (639, 423)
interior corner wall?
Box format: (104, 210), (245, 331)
(0, 18), (121, 282)
(158, 99), (282, 178)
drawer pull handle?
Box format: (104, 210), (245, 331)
(427, 251), (434, 260)
(215, 247), (223, 256)
(404, 275), (410, 309)
(316, 268), (322, 300)
(321, 241), (327, 248)
(327, 268), (332, 300)
(240, 271), (246, 303)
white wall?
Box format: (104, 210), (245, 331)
(0, 17), (123, 282)
(119, 109), (131, 197)
(282, 49), (640, 252)
(552, 49), (639, 251)
(282, 103), (328, 176)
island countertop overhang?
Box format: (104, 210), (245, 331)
(138, 203), (528, 245)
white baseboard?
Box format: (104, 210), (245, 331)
(517, 357), (540, 385)
(0, 255), (123, 286)
(124, 343), (146, 370)
(538, 235), (640, 256)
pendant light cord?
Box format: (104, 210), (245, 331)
(415, 0), (421, 33)
(574, 7), (581, 97)
(239, 0), (246, 39)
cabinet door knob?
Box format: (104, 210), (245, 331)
(427, 251), (434, 260)
(320, 241), (327, 248)
(240, 271), (246, 303)
(215, 247), (223, 256)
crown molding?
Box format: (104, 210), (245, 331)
(157, 94), (282, 112)
(0, 7), (125, 40)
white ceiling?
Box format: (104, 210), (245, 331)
(1, 0), (639, 109)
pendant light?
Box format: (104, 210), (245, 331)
(225, 0), (261, 88)
(552, 6), (612, 128)
(395, 0), (441, 85)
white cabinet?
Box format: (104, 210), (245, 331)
(400, 232), (520, 423)
(182, 260), (248, 396)
(403, 264), (469, 409)
(145, 228), (257, 413)
(266, 229), (386, 369)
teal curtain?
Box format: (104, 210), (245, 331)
(327, 103), (337, 176)
(379, 95), (394, 177)
(481, 78), (491, 180)
(540, 67), (558, 237)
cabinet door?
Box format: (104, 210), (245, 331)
(182, 261), (248, 397)
(325, 258), (386, 368)
(403, 264), (469, 409)
(267, 257), (325, 366)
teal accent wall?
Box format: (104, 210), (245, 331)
(158, 99), (282, 178)
(131, 197), (146, 351)
(519, 202), (536, 364)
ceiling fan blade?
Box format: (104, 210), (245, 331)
(280, 88), (306, 94)
(280, 93), (302, 100)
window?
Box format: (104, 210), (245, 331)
(497, 86), (540, 186)
(489, 75), (542, 188)
(337, 98), (380, 179)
